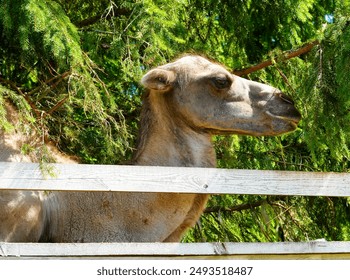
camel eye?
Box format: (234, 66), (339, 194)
(211, 76), (231, 89)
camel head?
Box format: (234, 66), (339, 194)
(141, 55), (301, 136)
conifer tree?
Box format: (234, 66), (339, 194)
(0, 0), (130, 163)
(1, 0), (350, 242)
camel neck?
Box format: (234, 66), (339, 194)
(135, 126), (216, 167)
(132, 93), (216, 167)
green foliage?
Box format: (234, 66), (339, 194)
(302, 16), (350, 165)
(0, 0), (131, 163)
(0, 0), (81, 71)
(0, 85), (13, 132)
(1, 0), (350, 242)
(178, 0), (334, 68)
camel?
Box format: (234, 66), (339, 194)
(0, 55), (301, 242)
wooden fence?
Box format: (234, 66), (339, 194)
(1, 162), (350, 259)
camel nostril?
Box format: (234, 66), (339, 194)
(266, 92), (301, 123)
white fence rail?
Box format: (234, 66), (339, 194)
(1, 241), (350, 259)
(1, 162), (350, 196)
(1, 162), (350, 259)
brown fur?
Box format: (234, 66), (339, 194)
(0, 55), (301, 242)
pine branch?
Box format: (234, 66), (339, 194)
(0, 77), (41, 118)
(28, 71), (71, 97)
(233, 40), (320, 76)
(74, 8), (131, 28)
(47, 95), (69, 116)
(0, 73), (70, 118)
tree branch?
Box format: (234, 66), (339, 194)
(28, 71), (71, 97)
(47, 95), (69, 116)
(0, 77), (41, 118)
(0, 72), (71, 118)
(74, 8), (131, 28)
(233, 40), (320, 76)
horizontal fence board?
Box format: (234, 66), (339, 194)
(1, 241), (350, 258)
(1, 162), (350, 259)
(1, 162), (350, 196)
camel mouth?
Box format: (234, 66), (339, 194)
(265, 110), (301, 126)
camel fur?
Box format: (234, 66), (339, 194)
(0, 55), (301, 242)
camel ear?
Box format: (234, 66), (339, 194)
(141, 69), (176, 91)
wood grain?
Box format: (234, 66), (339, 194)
(1, 241), (350, 258)
(1, 162), (350, 196)
(1, 162), (350, 259)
